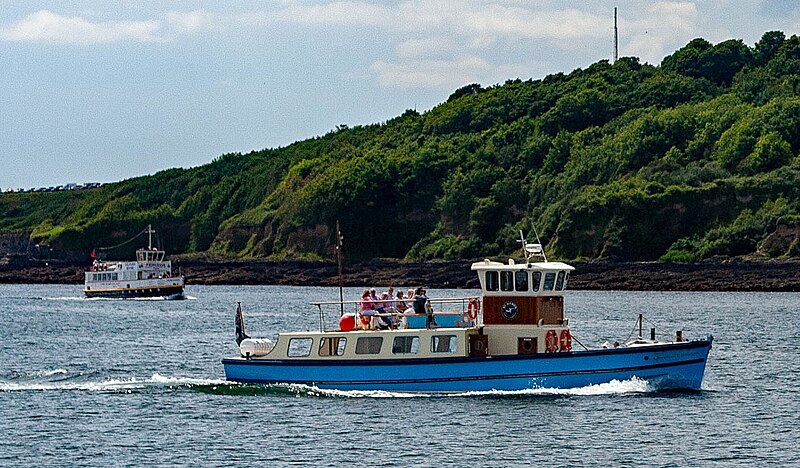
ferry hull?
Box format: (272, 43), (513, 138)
(83, 283), (185, 300)
(223, 336), (712, 392)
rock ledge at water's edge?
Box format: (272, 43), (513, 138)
(1, 255), (800, 291)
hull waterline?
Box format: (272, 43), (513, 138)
(83, 284), (185, 300)
(223, 336), (712, 392)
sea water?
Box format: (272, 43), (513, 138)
(1, 284), (798, 466)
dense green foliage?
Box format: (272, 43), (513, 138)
(4, 32), (800, 263)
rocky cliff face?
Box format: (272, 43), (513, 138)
(0, 232), (30, 255)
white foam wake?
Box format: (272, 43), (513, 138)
(275, 377), (653, 398)
(455, 377), (653, 397)
(0, 373), (229, 392)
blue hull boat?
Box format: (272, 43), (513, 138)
(223, 336), (712, 392)
(223, 234), (713, 393)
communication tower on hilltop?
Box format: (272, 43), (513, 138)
(613, 7), (619, 63)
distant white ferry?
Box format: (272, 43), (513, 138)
(83, 225), (185, 299)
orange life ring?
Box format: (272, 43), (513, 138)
(467, 298), (480, 321)
(545, 329), (558, 353)
(560, 329), (572, 352)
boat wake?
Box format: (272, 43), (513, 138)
(200, 377), (655, 398)
(0, 370), (228, 393)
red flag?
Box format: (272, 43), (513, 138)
(90, 249), (96, 259)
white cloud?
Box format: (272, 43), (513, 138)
(372, 56), (490, 89)
(622, 2), (700, 64)
(166, 10), (211, 34)
(243, 1), (392, 27)
(254, 1), (612, 89)
(371, 54), (533, 89)
(396, 37), (460, 59)
(0, 9), (209, 44)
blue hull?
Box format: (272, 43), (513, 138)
(223, 336), (713, 392)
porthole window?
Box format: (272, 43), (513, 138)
(515, 271), (528, 291)
(500, 271), (514, 291)
(531, 272), (542, 291)
(543, 272), (556, 290)
(355, 337), (383, 355)
(392, 336), (420, 354)
(485, 271), (499, 291)
(318, 337), (347, 356)
(287, 338), (313, 357)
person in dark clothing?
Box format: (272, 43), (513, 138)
(413, 287), (436, 327)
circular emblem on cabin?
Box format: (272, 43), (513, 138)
(501, 301), (519, 320)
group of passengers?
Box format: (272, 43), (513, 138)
(358, 286), (431, 330)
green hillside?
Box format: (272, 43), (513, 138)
(3, 31), (800, 263)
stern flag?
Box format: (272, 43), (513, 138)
(235, 302), (249, 345)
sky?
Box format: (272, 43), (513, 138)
(1, 1), (799, 190)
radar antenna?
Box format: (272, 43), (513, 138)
(519, 228), (547, 264)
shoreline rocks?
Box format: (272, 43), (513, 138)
(2, 255), (800, 291)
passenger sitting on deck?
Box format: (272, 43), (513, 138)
(385, 287), (397, 314)
(395, 291), (409, 312)
(370, 288), (384, 313)
(359, 289), (376, 328)
(380, 292), (395, 328)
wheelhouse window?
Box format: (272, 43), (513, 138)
(431, 335), (458, 353)
(561, 272), (570, 290)
(318, 337), (347, 357)
(515, 271), (528, 291)
(500, 271), (514, 291)
(355, 337), (383, 355)
(392, 336), (420, 355)
(287, 338), (313, 357)
(531, 272), (542, 291)
(555, 271), (566, 290)
(485, 271), (499, 291)
(543, 272), (556, 291)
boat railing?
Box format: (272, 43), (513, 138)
(309, 297), (481, 332)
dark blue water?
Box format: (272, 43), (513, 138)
(1, 285), (798, 466)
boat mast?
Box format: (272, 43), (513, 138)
(336, 220), (344, 317)
(146, 224), (155, 250)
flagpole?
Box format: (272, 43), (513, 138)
(336, 220), (344, 317)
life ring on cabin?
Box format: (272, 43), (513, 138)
(545, 329), (558, 353)
(467, 298), (480, 321)
(560, 329), (572, 352)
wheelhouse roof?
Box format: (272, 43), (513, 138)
(470, 259), (574, 271)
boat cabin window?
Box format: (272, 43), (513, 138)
(485, 271), (499, 291)
(531, 272), (541, 291)
(555, 271), (566, 290)
(543, 272), (556, 291)
(392, 336), (420, 355)
(515, 271), (528, 291)
(500, 271), (514, 291)
(561, 272), (569, 290)
(355, 337), (383, 355)
(287, 338), (313, 357)
(431, 335), (458, 353)
(318, 337), (347, 357)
